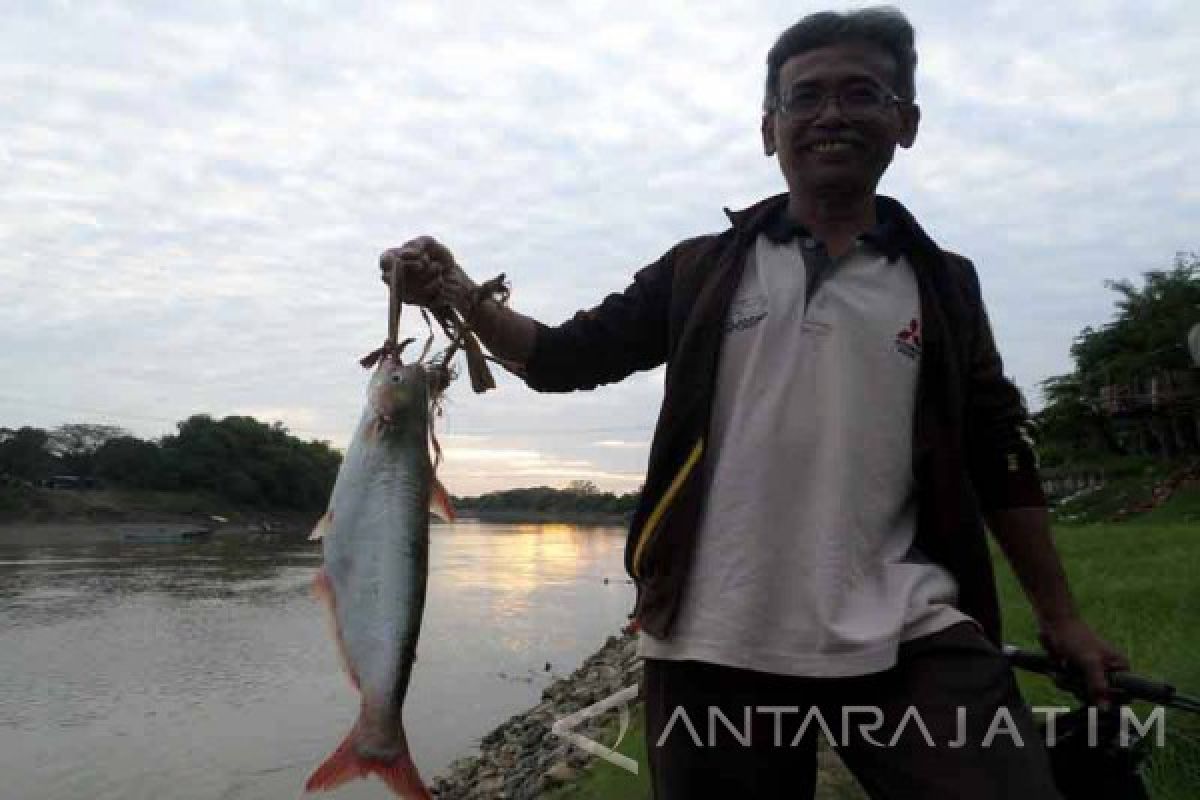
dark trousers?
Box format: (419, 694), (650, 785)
(643, 622), (1062, 800)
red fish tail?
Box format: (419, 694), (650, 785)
(375, 751), (431, 799)
(305, 727), (365, 791)
(305, 724), (430, 799)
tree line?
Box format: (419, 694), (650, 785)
(0, 420), (639, 515)
(455, 480), (640, 514)
(0, 416), (341, 511)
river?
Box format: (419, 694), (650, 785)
(0, 522), (633, 799)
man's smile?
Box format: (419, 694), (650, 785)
(796, 136), (866, 158)
(805, 139), (858, 154)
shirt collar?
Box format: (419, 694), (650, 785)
(760, 200), (905, 261)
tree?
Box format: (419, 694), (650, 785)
(1071, 253), (1200, 391)
(2, 413), (341, 508)
(49, 423), (128, 478)
(1037, 252), (1200, 463)
(1036, 375), (1123, 466)
(159, 414), (340, 509)
(0, 427), (56, 481)
(94, 435), (169, 488)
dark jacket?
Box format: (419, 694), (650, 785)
(523, 193), (1046, 646)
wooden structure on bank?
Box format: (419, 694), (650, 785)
(1098, 369), (1200, 458)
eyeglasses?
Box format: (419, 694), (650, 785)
(769, 80), (905, 121)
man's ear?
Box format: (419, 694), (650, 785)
(761, 113), (776, 156)
(898, 102), (920, 149)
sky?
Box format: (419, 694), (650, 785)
(2, 1), (1197, 495)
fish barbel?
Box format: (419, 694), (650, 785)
(305, 354), (453, 797)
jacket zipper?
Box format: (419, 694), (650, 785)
(630, 437), (704, 579)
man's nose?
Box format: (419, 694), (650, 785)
(810, 92), (849, 125)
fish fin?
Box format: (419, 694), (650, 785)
(305, 723), (431, 799)
(312, 568), (360, 691)
(305, 726), (366, 792)
(375, 751), (432, 799)
(308, 510), (334, 541)
(430, 478), (455, 522)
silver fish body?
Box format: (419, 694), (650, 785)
(307, 357), (448, 798)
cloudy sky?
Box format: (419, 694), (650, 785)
(2, 1), (1197, 494)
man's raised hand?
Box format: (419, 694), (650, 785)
(379, 236), (477, 312)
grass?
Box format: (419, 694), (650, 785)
(1143, 481), (1200, 525)
(553, 484), (1200, 799)
(1001, 485), (1200, 800)
(544, 713), (652, 800)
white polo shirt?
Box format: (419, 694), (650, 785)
(638, 232), (973, 677)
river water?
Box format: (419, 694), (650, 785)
(0, 522), (633, 799)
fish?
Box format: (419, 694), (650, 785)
(305, 353), (454, 797)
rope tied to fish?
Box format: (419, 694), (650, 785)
(360, 250), (510, 395)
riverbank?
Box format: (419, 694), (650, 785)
(432, 631), (641, 800)
(0, 486), (327, 541)
(457, 509), (630, 526)
(0, 486), (630, 534)
(0, 485), (313, 523)
(430, 631), (861, 800)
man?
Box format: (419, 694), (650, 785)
(383, 9), (1127, 799)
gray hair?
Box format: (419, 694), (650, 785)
(763, 7), (917, 112)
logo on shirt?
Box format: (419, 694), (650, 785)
(724, 295), (768, 335)
(894, 318), (921, 360)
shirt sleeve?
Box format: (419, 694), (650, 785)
(959, 259), (1048, 511)
(521, 247), (675, 393)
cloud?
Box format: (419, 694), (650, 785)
(2, 2), (1196, 490)
(439, 442), (644, 495)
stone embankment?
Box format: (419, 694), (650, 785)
(432, 632), (641, 800)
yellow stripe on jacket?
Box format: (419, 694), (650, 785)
(631, 438), (704, 578)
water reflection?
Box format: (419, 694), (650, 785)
(0, 522), (632, 800)
(431, 523), (631, 659)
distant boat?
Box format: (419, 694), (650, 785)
(120, 526), (213, 544)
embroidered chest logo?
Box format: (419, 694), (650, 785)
(894, 318), (922, 360)
(724, 296), (768, 335)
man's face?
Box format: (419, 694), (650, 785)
(762, 41), (919, 200)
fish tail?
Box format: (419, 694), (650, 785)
(305, 727), (364, 791)
(305, 723), (430, 799)
(375, 748), (431, 799)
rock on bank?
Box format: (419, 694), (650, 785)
(432, 632), (640, 799)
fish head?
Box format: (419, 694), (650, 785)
(368, 355), (431, 425)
